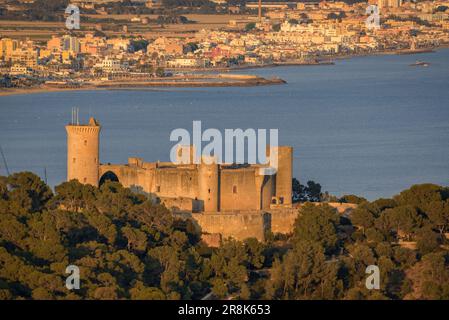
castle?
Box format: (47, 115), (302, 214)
(66, 117), (300, 244)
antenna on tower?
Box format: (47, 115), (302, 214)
(71, 107), (80, 125)
(71, 106), (78, 125)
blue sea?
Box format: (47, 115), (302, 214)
(1, 49), (449, 200)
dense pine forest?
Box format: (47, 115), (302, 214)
(0, 172), (448, 300)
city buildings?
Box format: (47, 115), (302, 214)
(1, 0), (448, 84)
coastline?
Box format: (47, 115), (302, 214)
(172, 44), (449, 73)
(1, 45), (447, 97)
(332, 42), (449, 60)
(0, 74), (286, 97)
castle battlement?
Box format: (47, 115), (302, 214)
(66, 125), (101, 134)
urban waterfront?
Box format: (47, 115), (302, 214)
(1, 49), (448, 200)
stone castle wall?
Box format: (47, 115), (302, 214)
(220, 168), (260, 211)
(190, 211), (269, 242)
(99, 160), (279, 213)
(180, 208), (298, 245)
(270, 208), (300, 235)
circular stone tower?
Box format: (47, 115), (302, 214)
(65, 117), (101, 187)
(198, 156), (219, 213)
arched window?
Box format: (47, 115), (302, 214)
(233, 185), (237, 194)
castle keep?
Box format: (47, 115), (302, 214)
(66, 118), (297, 244)
(66, 117), (101, 186)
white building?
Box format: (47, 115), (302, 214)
(10, 64), (32, 75)
(166, 58), (205, 68)
(101, 57), (122, 73)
